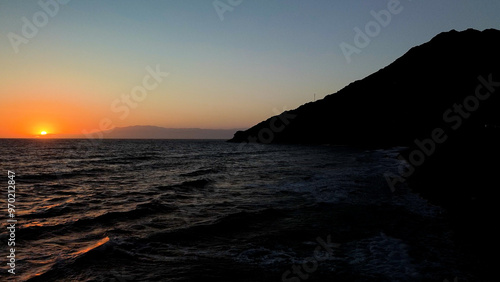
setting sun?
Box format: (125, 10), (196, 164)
(41, 131), (47, 135)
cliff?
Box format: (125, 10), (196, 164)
(229, 29), (500, 146)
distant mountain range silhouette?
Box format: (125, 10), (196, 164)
(53, 126), (243, 139)
(229, 28), (500, 146)
(102, 126), (243, 139)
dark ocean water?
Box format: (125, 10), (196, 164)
(0, 139), (477, 281)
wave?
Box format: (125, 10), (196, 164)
(155, 178), (214, 191)
(71, 202), (177, 229)
(22, 203), (75, 220)
(147, 208), (284, 242)
(25, 236), (111, 282)
(19, 200), (178, 241)
(18, 167), (115, 183)
(180, 168), (220, 177)
(96, 155), (159, 164)
(177, 179), (213, 188)
(345, 233), (418, 280)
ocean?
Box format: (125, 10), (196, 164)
(0, 139), (476, 281)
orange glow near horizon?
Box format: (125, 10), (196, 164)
(0, 94), (256, 138)
(0, 97), (105, 138)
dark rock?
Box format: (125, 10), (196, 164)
(228, 29), (500, 146)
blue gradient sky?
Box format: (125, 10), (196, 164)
(1, 0), (499, 137)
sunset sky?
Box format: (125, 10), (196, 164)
(1, 0), (499, 138)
